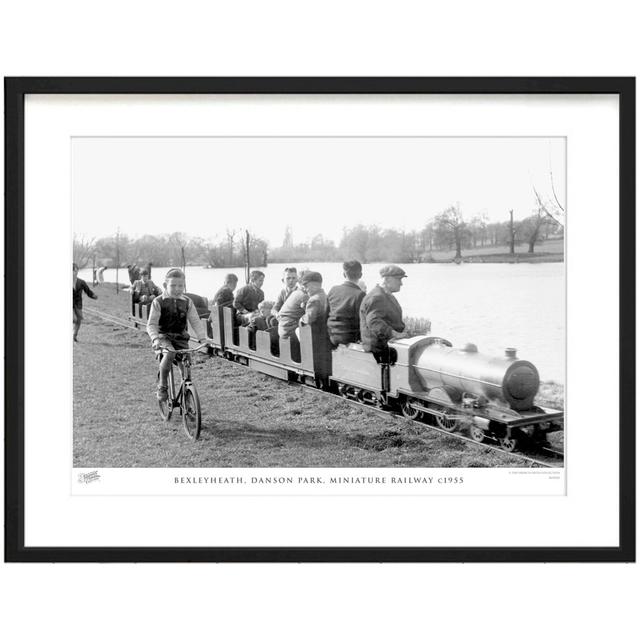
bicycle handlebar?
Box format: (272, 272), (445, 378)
(155, 341), (214, 355)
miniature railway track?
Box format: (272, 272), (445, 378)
(84, 308), (140, 331)
(85, 307), (564, 468)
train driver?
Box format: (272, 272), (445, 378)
(359, 264), (408, 363)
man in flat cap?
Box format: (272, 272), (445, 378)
(359, 264), (408, 363)
(299, 271), (328, 332)
(278, 270), (328, 360)
(298, 271), (330, 378)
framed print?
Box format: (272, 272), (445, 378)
(4, 77), (635, 562)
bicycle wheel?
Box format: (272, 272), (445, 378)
(182, 384), (202, 441)
(158, 368), (174, 422)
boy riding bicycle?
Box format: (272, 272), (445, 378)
(147, 268), (209, 401)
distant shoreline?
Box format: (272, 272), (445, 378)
(77, 237), (564, 272)
(80, 252), (564, 276)
(438, 252), (564, 264)
(266, 252), (564, 266)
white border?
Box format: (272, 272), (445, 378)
(24, 94), (619, 547)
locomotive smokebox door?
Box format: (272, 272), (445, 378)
(502, 362), (540, 410)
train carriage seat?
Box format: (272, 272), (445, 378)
(184, 292), (211, 320)
(341, 342), (397, 365)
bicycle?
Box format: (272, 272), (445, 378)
(155, 341), (213, 441)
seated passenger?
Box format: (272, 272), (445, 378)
(212, 273), (238, 307)
(298, 271), (331, 377)
(278, 282), (308, 340)
(248, 300), (279, 351)
(273, 267), (298, 316)
(298, 271), (328, 332)
(249, 300), (278, 331)
(234, 270), (265, 325)
(327, 260), (366, 347)
(131, 269), (162, 304)
(184, 292), (211, 319)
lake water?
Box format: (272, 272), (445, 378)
(82, 261), (565, 383)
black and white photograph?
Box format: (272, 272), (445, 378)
(71, 135), (566, 477)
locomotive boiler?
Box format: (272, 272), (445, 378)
(408, 340), (539, 411)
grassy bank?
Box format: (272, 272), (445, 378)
(74, 286), (563, 468)
(425, 238), (564, 263)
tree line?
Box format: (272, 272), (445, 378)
(73, 231), (268, 270)
(74, 207), (563, 269)
(269, 208), (562, 264)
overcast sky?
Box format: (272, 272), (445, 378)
(72, 137), (565, 247)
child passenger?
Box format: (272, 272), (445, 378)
(132, 269), (162, 304)
(249, 300), (278, 331)
(146, 268), (209, 401)
(248, 300), (279, 353)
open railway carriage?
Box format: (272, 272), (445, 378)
(130, 297), (563, 453)
(207, 305), (331, 386)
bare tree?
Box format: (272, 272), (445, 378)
(205, 242), (223, 267)
(520, 207), (552, 253)
(420, 223), (434, 256)
(282, 226), (294, 248)
(72, 234), (96, 269)
(338, 225), (371, 262)
(508, 209), (516, 255)
(468, 213), (488, 248)
(168, 232), (188, 268)
(249, 235), (268, 266)
(400, 230), (421, 262)
(533, 168), (565, 228)
(433, 205), (468, 260)
(225, 228), (237, 265)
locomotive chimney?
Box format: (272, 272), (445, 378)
(505, 347), (517, 359)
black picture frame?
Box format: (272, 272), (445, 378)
(4, 77), (635, 563)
